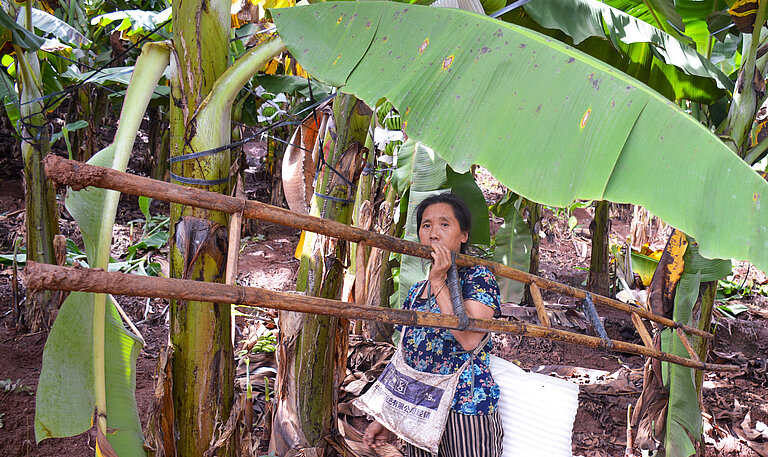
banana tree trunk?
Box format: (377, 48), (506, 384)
(588, 200), (610, 296)
(271, 94), (372, 455)
(524, 202), (540, 304)
(351, 116), (376, 334)
(168, 0), (233, 454)
(364, 182), (398, 341)
(14, 16), (60, 332)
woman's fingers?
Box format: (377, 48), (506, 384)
(363, 421), (387, 449)
(373, 436), (388, 449)
(430, 244), (452, 279)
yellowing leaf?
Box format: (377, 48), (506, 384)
(729, 0), (760, 33)
(295, 230), (306, 259)
(640, 243), (663, 261)
(648, 229), (688, 318)
(262, 0), (295, 10)
(264, 58), (280, 75)
(284, 54), (308, 78)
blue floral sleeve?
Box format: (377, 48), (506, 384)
(461, 266), (501, 318)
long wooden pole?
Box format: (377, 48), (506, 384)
(24, 262), (737, 372)
(44, 156), (712, 341)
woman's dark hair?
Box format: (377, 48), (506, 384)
(415, 192), (472, 253)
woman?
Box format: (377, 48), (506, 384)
(363, 192), (503, 457)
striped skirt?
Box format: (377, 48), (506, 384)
(405, 410), (503, 457)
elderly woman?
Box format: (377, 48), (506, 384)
(363, 192), (503, 457)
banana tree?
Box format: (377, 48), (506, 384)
(271, 4), (768, 457)
(272, 0), (768, 273)
(35, 41), (170, 456)
(271, 93), (373, 455)
(2, 1), (60, 331)
(33, 8), (287, 457)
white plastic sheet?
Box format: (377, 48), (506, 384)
(490, 355), (580, 457)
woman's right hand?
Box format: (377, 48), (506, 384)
(362, 420), (392, 450)
(428, 243), (452, 282)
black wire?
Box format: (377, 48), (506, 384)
(738, 264), (752, 294)
(21, 65), (169, 106)
(170, 120), (301, 165)
(14, 17), (172, 147)
(204, 94), (337, 163)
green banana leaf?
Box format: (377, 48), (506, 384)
(515, 0), (733, 101)
(393, 139), (490, 307)
(600, 0), (684, 35)
(36, 293), (144, 454)
(35, 42), (170, 456)
(91, 7), (172, 41)
(630, 250), (659, 286)
(255, 74), (333, 99)
(0, 69), (20, 135)
(661, 271), (701, 457)
(17, 8), (91, 47)
(272, 1), (768, 274)
(661, 240), (731, 456)
(675, 0), (730, 55)
(0, 7), (45, 51)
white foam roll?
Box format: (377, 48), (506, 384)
(490, 355), (580, 457)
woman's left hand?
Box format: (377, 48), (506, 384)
(362, 420), (392, 450)
(428, 243), (453, 282)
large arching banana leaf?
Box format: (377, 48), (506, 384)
(272, 1), (768, 273)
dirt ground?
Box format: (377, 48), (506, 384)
(2, 166), (768, 457)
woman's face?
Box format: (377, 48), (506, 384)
(418, 202), (468, 252)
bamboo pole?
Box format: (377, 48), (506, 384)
(24, 262), (738, 372)
(630, 312), (654, 349)
(227, 178), (245, 347)
(43, 156), (713, 341)
(528, 282), (551, 328)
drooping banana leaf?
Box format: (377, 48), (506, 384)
(393, 139), (489, 308)
(91, 7), (172, 41)
(660, 240), (731, 456)
(675, 0), (731, 56)
(35, 42), (170, 456)
(0, 7), (45, 51)
(272, 1), (768, 274)
(513, 0), (733, 102)
(36, 292), (144, 454)
(16, 8), (91, 47)
(599, 0), (684, 35)
(660, 271), (701, 457)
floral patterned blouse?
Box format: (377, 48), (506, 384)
(400, 265), (501, 415)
